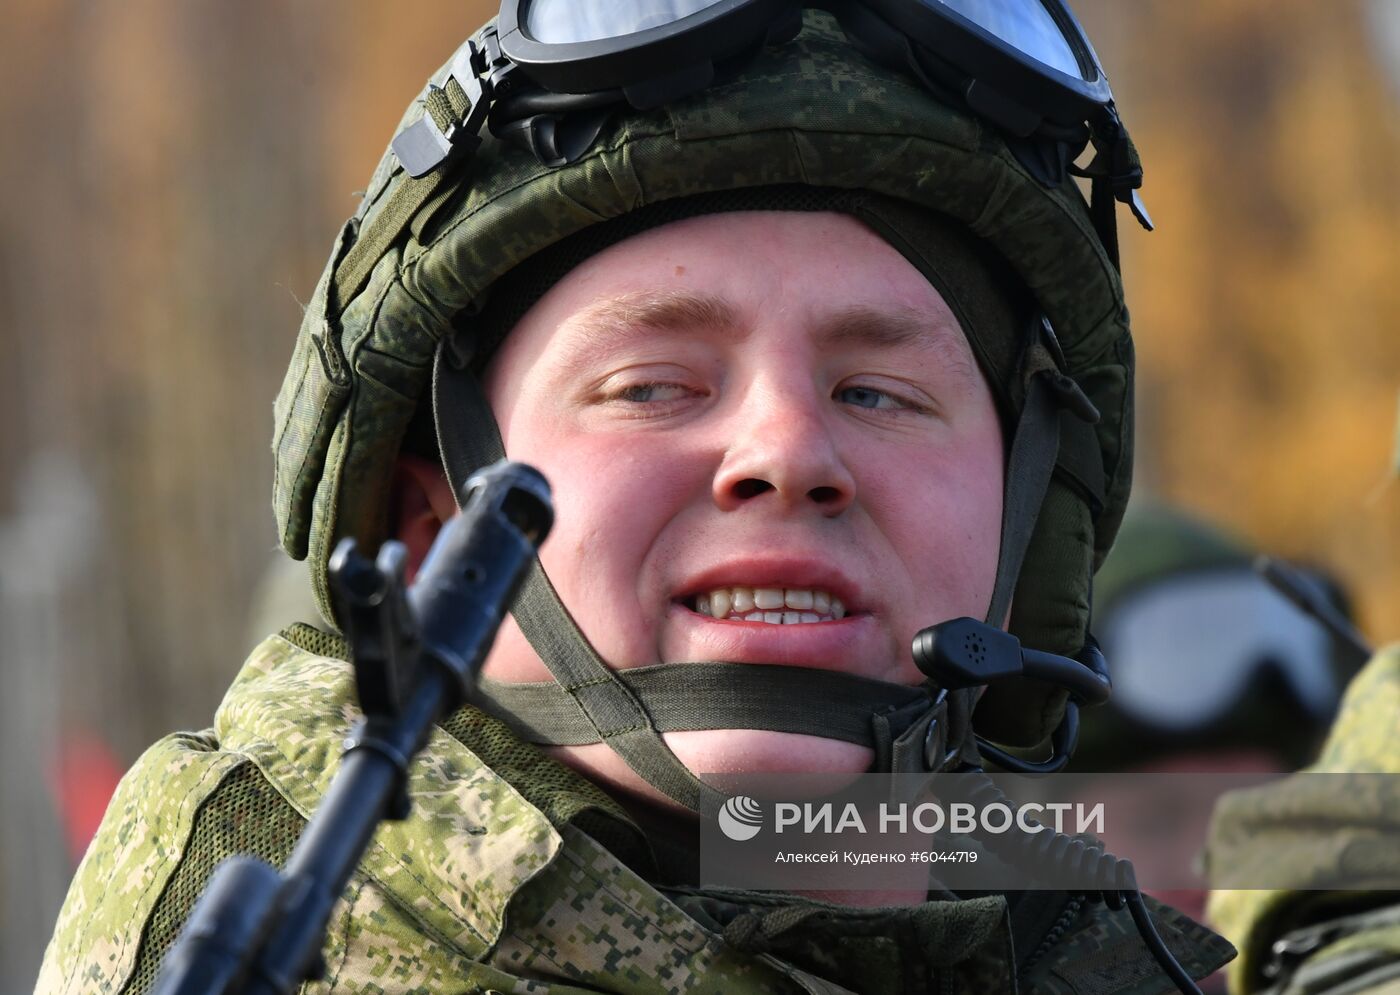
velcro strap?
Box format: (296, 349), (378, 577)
(1054, 413), (1106, 515)
(329, 72), (483, 318)
(329, 168), (450, 318)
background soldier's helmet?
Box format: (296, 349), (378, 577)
(271, 12), (1138, 786)
(1074, 503), (1363, 771)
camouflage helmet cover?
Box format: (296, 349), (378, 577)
(271, 13), (1135, 745)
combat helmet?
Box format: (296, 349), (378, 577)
(1074, 503), (1364, 771)
(272, 1), (1147, 809)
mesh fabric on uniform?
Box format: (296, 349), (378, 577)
(129, 623), (653, 988)
(281, 619), (349, 661)
(127, 761), (306, 994)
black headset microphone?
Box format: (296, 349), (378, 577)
(909, 617), (1204, 995)
(911, 616), (1112, 774)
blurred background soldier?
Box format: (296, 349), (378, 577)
(1070, 502), (1368, 992)
(1205, 404), (1400, 995)
(1076, 502), (1366, 778)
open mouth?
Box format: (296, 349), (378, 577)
(681, 585), (851, 624)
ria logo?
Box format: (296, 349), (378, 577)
(718, 795), (764, 841)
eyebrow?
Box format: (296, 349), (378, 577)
(814, 304), (978, 385)
(566, 290), (978, 386)
(568, 290), (742, 347)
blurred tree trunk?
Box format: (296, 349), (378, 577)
(0, 3), (487, 988)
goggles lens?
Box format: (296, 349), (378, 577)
(921, 0), (1085, 78)
(1101, 569), (1338, 732)
(523, 0), (731, 44)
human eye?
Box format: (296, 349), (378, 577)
(836, 385), (900, 410)
(613, 382), (696, 403)
(590, 368), (710, 418)
(835, 382), (928, 414)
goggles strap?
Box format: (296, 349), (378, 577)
(328, 39), (497, 323)
(433, 342), (719, 810)
(1070, 113), (1152, 272)
(1089, 174), (1120, 273)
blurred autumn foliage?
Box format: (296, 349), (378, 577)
(1077, 1), (1400, 634)
(0, 1), (1396, 989)
(0, 2), (494, 985)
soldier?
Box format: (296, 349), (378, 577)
(1205, 407), (1400, 995)
(1205, 641), (1400, 995)
(40, 4), (1238, 993)
(1078, 503), (1365, 778)
(1070, 504), (1368, 993)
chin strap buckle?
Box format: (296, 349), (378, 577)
(872, 688), (962, 774)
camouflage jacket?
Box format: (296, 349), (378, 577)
(1208, 644), (1400, 995)
(39, 625), (1232, 994)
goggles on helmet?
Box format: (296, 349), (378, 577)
(1098, 566), (1348, 735)
(392, 0), (1151, 241)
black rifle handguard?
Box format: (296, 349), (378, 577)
(152, 460), (552, 995)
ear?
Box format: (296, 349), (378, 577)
(389, 454), (458, 583)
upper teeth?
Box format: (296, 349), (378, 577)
(694, 587), (846, 623)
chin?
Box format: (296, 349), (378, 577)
(665, 729), (874, 777)
(547, 731), (874, 814)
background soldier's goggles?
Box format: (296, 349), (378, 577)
(1099, 567), (1345, 734)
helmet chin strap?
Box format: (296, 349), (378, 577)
(983, 351), (1075, 631)
(430, 326), (1089, 810)
(434, 339), (726, 811)
(960, 325), (1107, 771)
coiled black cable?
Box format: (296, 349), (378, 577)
(910, 621), (1201, 990)
(951, 768), (1203, 995)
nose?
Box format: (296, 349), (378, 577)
(712, 379), (856, 516)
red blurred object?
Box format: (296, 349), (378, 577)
(47, 732), (125, 862)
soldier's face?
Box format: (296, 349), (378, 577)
(479, 211), (1004, 798)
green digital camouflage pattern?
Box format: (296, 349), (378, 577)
(1206, 644), (1400, 994)
(1021, 896), (1234, 995)
(272, 14), (1136, 747)
(37, 730), (245, 995)
(40, 631), (1231, 994)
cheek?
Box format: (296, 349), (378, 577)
(945, 438), (1004, 595)
(859, 424), (1005, 632)
(502, 417), (709, 666)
